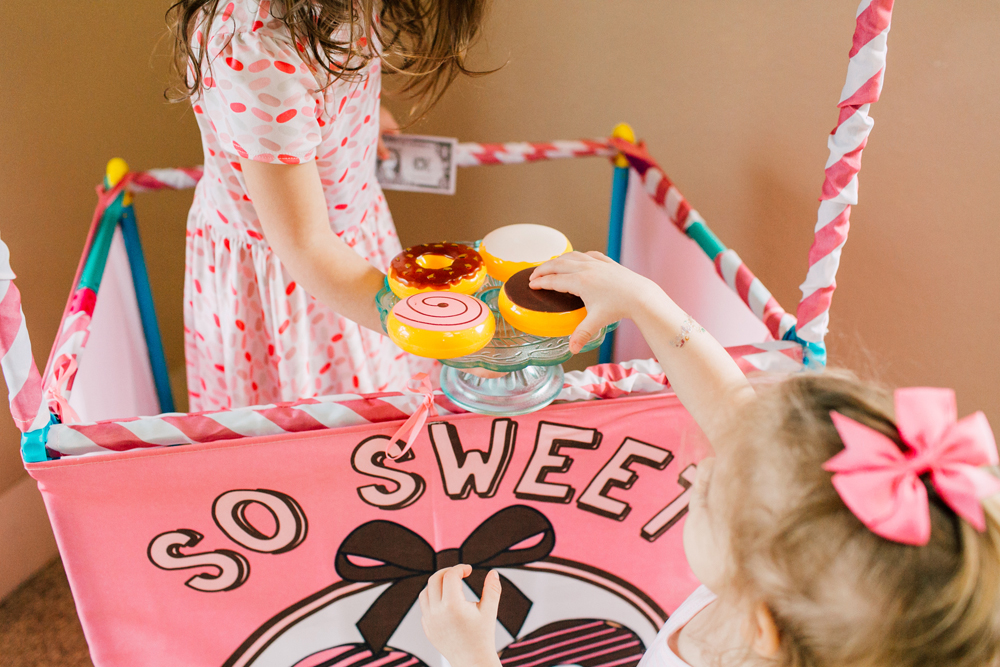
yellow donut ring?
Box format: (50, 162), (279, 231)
(480, 225), (572, 282)
(498, 270), (587, 338)
(387, 292), (496, 359)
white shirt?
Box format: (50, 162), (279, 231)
(637, 586), (717, 667)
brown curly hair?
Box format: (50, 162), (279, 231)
(167, 0), (491, 117)
(724, 372), (1000, 667)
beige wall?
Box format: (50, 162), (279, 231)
(0, 0), (997, 588)
(388, 0), (1000, 424)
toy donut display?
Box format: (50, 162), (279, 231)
(375, 240), (617, 416)
(479, 224), (572, 282)
(498, 267), (587, 338)
(387, 243), (487, 299)
(386, 292), (496, 359)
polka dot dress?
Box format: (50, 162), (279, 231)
(183, 0), (434, 411)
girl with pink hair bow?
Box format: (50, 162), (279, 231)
(419, 252), (1000, 667)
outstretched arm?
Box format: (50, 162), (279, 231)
(241, 158), (386, 332)
(530, 252), (753, 448)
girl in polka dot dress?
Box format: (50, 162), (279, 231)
(168, 0), (488, 410)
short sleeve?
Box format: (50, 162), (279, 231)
(202, 30), (323, 165)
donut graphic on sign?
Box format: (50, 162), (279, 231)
(224, 506), (666, 667)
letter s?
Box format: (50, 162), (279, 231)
(352, 435), (426, 510)
(147, 529), (250, 592)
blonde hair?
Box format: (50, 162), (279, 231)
(724, 371), (1000, 667)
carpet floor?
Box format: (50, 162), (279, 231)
(0, 559), (93, 666)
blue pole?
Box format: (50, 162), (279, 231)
(119, 204), (175, 413)
(599, 164), (630, 364)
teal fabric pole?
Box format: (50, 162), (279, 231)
(120, 204), (175, 412)
(599, 164), (630, 364)
(78, 192), (125, 292)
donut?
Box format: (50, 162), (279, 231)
(499, 619), (645, 667)
(387, 292), (496, 359)
(479, 224), (572, 282)
(388, 243), (487, 299)
(293, 645), (428, 667)
(498, 267), (587, 338)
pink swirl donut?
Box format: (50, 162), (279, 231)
(392, 292), (490, 331)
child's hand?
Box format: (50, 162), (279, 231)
(419, 564), (502, 667)
(530, 251), (654, 354)
(378, 106), (401, 160)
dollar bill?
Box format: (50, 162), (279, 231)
(376, 134), (458, 195)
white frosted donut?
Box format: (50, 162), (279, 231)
(479, 225), (572, 282)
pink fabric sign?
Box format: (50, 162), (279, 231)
(27, 392), (707, 667)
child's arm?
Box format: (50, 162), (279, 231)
(241, 159), (386, 333)
(530, 252), (753, 447)
(420, 565), (503, 667)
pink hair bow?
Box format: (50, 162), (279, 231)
(824, 387), (1000, 546)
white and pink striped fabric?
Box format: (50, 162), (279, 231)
(128, 167), (203, 193)
(796, 0), (894, 343)
(714, 249), (798, 340)
(119, 141), (616, 193)
(561, 342), (803, 401)
(610, 139), (799, 341)
(0, 235), (49, 433)
(43, 343), (803, 458)
(453, 140), (614, 166)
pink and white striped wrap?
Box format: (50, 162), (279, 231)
(44, 343), (802, 458)
(45, 289), (96, 416)
(453, 139), (614, 166)
(610, 139), (798, 341)
(116, 141), (616, 193)
(796, 0), (894, 343)
(0, 235), (49, 433)
(127, 167), (203, 193)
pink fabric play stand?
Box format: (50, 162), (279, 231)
(0, 3), (894, 663)
(27, 392), (708, 667)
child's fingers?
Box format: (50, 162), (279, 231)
(585, 251), (616, 264)
(380, 107), (401, 133)
(442, 564), (472, 605)
(530, 252), (590, 279)
(527, 273), (582, 296)
(478, 569), (502, 618)
(426, 567), (449, 603)
(377, 137), (390, 160)
(569, 311), (608, 354)
(418, 586), (430, 614)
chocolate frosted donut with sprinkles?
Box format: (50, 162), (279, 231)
(387, 243), (487, 298)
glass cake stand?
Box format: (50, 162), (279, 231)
(376, 275), (617, 416)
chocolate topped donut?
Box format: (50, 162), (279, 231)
(389, 243), (484, 290)
(503, 267), (585, 313)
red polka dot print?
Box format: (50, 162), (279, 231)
(182, 0), (436, 411)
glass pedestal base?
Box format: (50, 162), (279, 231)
(439, 364), (565, 417)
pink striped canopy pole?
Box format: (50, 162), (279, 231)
(796, 0), (895, 350)
(119, 141), (617, 194)
(0, 234), (50, 435)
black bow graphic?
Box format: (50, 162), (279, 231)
(335, 505), (555, 653)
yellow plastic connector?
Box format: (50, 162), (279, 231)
(106, 158), (132, 206)
(611, 123), (636, 168)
